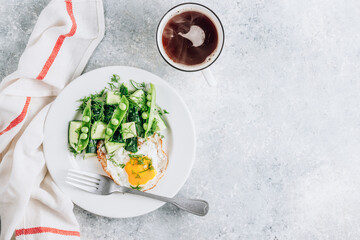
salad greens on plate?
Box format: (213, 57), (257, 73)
(68, 74), (168, 157)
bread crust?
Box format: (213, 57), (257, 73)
(96, 140), (117, 183)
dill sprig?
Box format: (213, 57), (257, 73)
(128, 154), (143, 158)
(107, 74), (121, 90)
(91, 99), (105, 123)
(69, 146), (79, 157)
(110, 158), (125, 168)
(130, 185), (142, 190)
(104, 104), (117, 124)
(77, 89), (106, 113)
(120, 83), (129, 96)
(108, 153), (125, 168)
(129, 79), (146, 91)
(136, 157), (144, 165)
(139, 162), (154, 173)
(157, 107), (169, 116)
(111, 128), (125, 143)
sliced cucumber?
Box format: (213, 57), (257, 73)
(129, 90), (145, 107)
(105, 141), (125, 154)
(91, 121), (107, 139)
(68, 121), (82, 151)
(85, 139), (97, 153)
(84, 139), (97, 158)
(154, 113), (167, 131)
(106, 91), (121, 105)
(85, 153), (97, 158)
(121, 122), (137, 139)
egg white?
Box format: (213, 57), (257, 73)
(104, 134), (168, 190)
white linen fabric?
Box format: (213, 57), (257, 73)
(0, 0), (105, 239)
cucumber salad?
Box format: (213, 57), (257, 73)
(68, 74), (168, 158)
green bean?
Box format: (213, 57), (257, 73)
(119, 103), (127, 110)
(105, 96), (129, 142)
(145, 83), (156, 138)
(142, 112), (148, 119)
(111, 118), (119, 125)
(77, 99), (92, 151)
(80, 133), (88, 139)
(81, 127), (89, 133)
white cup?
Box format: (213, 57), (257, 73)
(156, 3), (225, 86)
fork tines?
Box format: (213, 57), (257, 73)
(66, 169), (101, 193)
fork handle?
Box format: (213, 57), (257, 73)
(124, 188), (209, 216)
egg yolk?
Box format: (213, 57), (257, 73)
(125, 156), (156, 186)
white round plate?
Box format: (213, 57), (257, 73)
(43, 66), (195, 218)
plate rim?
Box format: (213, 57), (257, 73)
(43, 65), (196, 218)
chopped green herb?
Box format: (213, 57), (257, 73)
(125, 137), (138, 153)
(107, 74), (121, 90)
(111, 128), (125, 143)
(157, 107), (169, 116)
(119, 83), (129, 96)
(149, 163), (154, 170)
(77, 90), (105, 113)
(136, 158), (144, 165)
(104, 104), (117, 123)
(91, 99), (105, 123)
(139, 164), (154, 173)
(108, 155), (125, 168)
(129, 79), (146, 91)
(130, 185), (142, 190)
(69, 146), (79, 157)
(107, 153), (115, 161)
(128, 154), (143, 158)
(143, 161), (154, 171)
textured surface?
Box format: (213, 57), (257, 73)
(2, 0), (360, 239)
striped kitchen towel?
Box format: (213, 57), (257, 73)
(0, 0), (105, 239)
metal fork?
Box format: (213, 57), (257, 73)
(66, 169), (209, 216)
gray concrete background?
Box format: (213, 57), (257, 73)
(2, 0), (360, 239)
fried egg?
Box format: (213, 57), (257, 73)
(97, 134), (168, 191)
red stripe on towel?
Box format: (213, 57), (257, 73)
(0, 96), (31, 136)
(36, 0), (77, 80)
(0, 0), (77, 136)
(16, 227), (80, 237)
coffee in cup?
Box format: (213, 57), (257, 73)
(157, 3), (224, 86)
